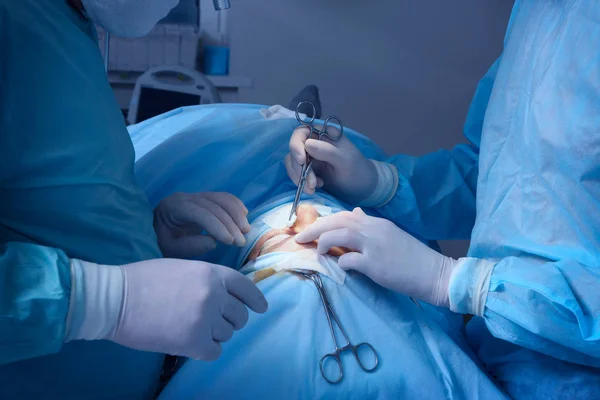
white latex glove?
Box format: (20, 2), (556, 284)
(154, 192), (251, 258)
(65, 258), (268, 361)
(295, 207), (457, 307)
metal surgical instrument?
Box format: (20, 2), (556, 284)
(288, 101), (344, 223)
(289, 269), (379, 384)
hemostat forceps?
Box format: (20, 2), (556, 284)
(289, 269), (379, 384)
(288, 101), (344, 223)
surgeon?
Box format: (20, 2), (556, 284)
(0, 0), (266, 399)
(286, 1), (600, 398)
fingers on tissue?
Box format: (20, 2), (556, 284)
(246, 204), (351, 263)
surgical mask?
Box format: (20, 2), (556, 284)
(82, 0), (180, 37)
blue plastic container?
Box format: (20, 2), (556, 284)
(202, 45), (230, 75)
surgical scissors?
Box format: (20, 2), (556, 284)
(288, 101), (344, 223)
(290, 269), (379, 384)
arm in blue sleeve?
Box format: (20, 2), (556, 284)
(450, 257), (600, 367)
(0, 242), (72, 365)
(378, 144), (479, 240)
(374, 56), (503, 241)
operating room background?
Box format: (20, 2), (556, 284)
(222, 0), (514, 258)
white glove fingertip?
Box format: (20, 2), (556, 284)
(205, 342), (223, 361)
(303, 185), (315, 195)
(201, 194), (250, 239)
(338, 252), (365, 271)
(201, 218), (234, 245)
(241, 224), (251, 234)
(229, 230), (245, 247)
(307, 173), (316, 189)
(223, 269), (269, 314)
(352, 207), (367, 216)
(238, 218), (251, 235)
(204, 223), (235, 245)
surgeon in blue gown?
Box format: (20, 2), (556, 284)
(287, 1), (600, 398)
(0, 1), (267, 399)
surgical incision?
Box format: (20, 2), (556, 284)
(245, 204), (351, 264)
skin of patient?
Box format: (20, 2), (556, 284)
(245, 204), (351, 263)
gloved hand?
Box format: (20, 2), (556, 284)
(65, 258), (268, 360)
(284, 125), (375, 204)
(295, 207), (457, 307)
(154, 192), (251, 258)
(284, 126), (398, 207)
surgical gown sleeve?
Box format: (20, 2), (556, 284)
(0, 242), (71, 365)
(448, 0), (600, 367)
(450, 257), (600, 367)
(375, 59), (501, 241)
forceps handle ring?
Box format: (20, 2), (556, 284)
(319, 353), (344, 384)
(319, 343), (379, 384)
(351, 342), (379, 372)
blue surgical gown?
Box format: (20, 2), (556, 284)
(0, 0), (163, 398)
(376, 0), (600, 397)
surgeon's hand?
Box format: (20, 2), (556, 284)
(154, 192), (251, 258)
(285, 125), (378, 205)
(66, 258), (268, 361)
(295, 207), (458, 307)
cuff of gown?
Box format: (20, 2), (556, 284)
(358, 160), (399, 208)
(448, 257), (496, 317)
(64, 260), (124, 342)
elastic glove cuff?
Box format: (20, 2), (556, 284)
(448, 258), (495, 317)
(358, 160), (399, 208)
(64, 259), (124, 342)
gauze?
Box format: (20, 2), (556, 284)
(241, 250), (346, 285)
(82, 0), (180, 37)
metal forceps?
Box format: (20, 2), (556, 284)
(290, 269), (379, 384)
(288, 101), (344, 222)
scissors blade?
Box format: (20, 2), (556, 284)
(410, 297), (423, 310)
(288, 184), (303, 221)
(288, 161), (312, 222)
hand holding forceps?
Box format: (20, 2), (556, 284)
(288, 101), (344, 222)
(290, 269), (379, 384)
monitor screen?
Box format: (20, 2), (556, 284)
(136, 86), (201, 123)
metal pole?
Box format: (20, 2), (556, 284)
(104, 32), (111, 72)
(213, 0), (231, 11)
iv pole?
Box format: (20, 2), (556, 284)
(104, 32), (110, 72)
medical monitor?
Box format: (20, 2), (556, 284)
(136, 87), (201, 123)
(127, 66), (221, 125)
